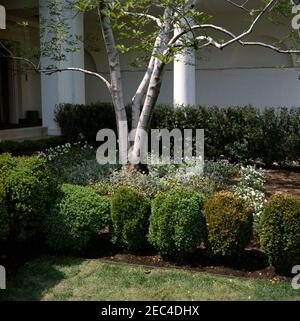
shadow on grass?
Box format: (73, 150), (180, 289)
(0, 256), (85, 301)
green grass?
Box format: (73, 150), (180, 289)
(2, 256), (300, 301)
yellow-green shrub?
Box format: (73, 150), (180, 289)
(204, 191), (253, 257)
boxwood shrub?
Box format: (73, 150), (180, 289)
(1, 155), (59, 242)
(46, 184), (110, 253)
(260, 193), (300, 274)
(204, 191), (253, 257)
(148, 187), (206, 259)
(111, 187), (151, 251)
(0, 183), (9, 242)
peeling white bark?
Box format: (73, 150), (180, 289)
(98, 2), (128, 163)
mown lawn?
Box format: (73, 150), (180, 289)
(2, 256), (300, 301)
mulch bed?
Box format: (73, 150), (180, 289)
(265, 169), (300, 199)
(84, 234), (289, 282)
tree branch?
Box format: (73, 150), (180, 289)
(164, 0), (300, 56)
(41, 67), (112, 90)
(168, 0), (277, 48)
(123, 11), (162, 27)
(225, 0), (250, 13)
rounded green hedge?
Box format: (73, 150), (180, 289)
(0, 184), (9, 242)
(2, 155), (59, 242)
(204, 191), (253, 257)
(46, 184), (110, 253)
(260, 193), (300, 273)
(148, 187), (206, 258)
(111, 187), (151, 251)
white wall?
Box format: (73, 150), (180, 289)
(83, 9), (300, 109)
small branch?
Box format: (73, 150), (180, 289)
(0, 45), (112, 91)
(123, 11), (162, 27)
(225, 0), (250, 13)
(239, 41), (300, 54)
(41, 67), (112, 90)
(222, 0), (277, 48)
(168, 0), (277, 48)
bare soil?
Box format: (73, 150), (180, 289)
(265, 169), (300, 199)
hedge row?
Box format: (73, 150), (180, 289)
(0, 136), (66, 156)
(55, 103), (300, 164)
(1, 154), (299, 274)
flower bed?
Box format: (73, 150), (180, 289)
(1, 149), (300, 277)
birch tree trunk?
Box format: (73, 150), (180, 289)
(130, 8), (173, 167)
(99, 2), (128, 164)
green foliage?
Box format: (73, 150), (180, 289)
(152, 105), (300, 164)
(38, 141), (118, 185)
(0, 183), (9, 242)
(0, 136), (66, 156)
(149, 187), (206, 258)
(111, 187), (151, 251)
(204, 191), (253, 257)
(1, 155), (59, 242)
(260, 193), (300, 274)
(46, 184), (110, 253)
(56, 103), (300, 164)
(0, 153), (18, 174)
(54, 103), (117, 142)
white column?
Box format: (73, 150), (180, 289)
(39, 0), (85, 135)
(173, 4), (196, 107)
(0, 5), (6, 29)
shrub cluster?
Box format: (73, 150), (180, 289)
(0, 154), (59, 242)
(0, 183), (9, 242)
(149, 187), (207, 258)
(46, 184), (110, 253)
(56, 103), (300, 164)
(259, 194), (300, 273)
(204, 191), (253, 257)
(111, 187), (151, 251)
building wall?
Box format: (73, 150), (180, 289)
(84, 9), (300, 109)
(1, 0), (300, 128)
